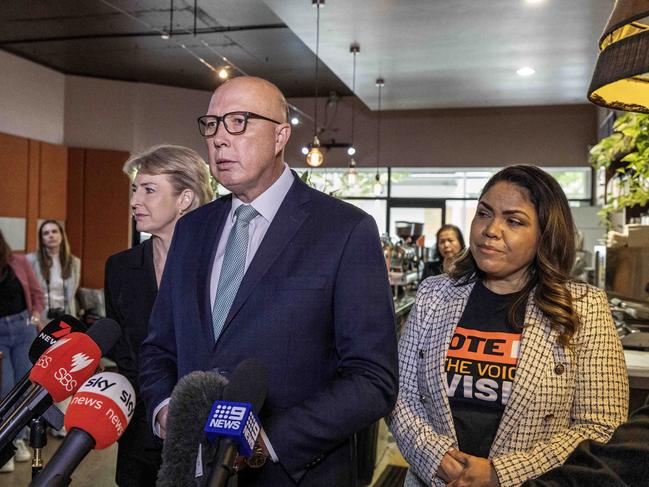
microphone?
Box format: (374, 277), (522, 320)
(0, 315), (87, 423)
(157, 370), (229, 487)
(205, 359), (268, 487)
(29, 372), (136, 487)
(0, 318), (121, 451)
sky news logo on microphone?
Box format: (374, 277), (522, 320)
(204, 401), (260, 457)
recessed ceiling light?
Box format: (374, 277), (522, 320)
(291, 117), (299, 125)
(301, 147), (309, 155)
(516, 66), (536, 77)
(524, 0), (544, 4)
(218, 67), (229, 79)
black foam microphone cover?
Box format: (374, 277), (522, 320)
(222, 359), (268, 413)
(86, 318), (122, 355)
(157, 371), (228, 487)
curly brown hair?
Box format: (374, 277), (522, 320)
(450, 165), (580, 346)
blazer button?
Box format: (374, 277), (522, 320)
(418, 349), (425, 358)
(419, 394), (426, 403)
(554, 364), (565, 375)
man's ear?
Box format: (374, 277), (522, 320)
(274, 123), (291, 155)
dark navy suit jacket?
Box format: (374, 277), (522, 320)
(139, 173), (398, 486)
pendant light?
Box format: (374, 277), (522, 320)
(588, 0), (649, 113)
(373, 78), (385, 196)
(306, 0), (325, 167)
(346, 43), (360, 186)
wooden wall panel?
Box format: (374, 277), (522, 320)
(80, 149), (130, 288)
(0, 132), (29, 217)
(26, 140), (41, 252)
(39, 142), (68, 220)
(66, 148), (86, 261)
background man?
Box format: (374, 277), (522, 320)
(139, 76), (398, 486)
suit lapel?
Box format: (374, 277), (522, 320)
(197, 197), (231, 344)
(490, 293), (556, 454)
(215, 176), (309, 344)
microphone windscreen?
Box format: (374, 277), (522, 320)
(223, 359), (268, 414)
(157, 370), (228, 487)
(29, 333), (101, 402)
(29, 315), (87, 364)
(86, 318), (122, 355)
(64, 372), (135, 449)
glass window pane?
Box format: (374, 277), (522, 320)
(390, 168), (496, 198)
(294, 167), (388, 198)
(389, 207), (442, 249)
(445, 200), (478, 243)
(343, 199), (387, 234)
(542, 167), (592, 200)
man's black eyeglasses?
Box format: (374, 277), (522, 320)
(197, 111), (282, 137)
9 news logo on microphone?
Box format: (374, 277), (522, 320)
(204, 401), (260, 457)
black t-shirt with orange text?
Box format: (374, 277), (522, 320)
(445, 281), (524, 458)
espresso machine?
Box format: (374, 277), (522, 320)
(386, 221), (424, 297)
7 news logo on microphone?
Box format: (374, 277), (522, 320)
(204, 401), (260, 456)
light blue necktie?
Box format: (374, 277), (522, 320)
(212, 204), (259, 340)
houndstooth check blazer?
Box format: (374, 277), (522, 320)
(387, 275), (629, 487)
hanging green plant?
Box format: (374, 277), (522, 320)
(589, 112), (649, 225)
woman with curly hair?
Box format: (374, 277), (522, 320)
(388, 165), (628, 487)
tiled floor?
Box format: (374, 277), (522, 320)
(2, 434), (118, 486)
(2, 423), (407, 487)
(371, 420), (409, 486)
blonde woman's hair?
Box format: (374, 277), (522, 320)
(123, 144), (214, 210)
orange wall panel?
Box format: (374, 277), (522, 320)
(26, 140), (41, 252)
(80, 149), (130, 288)
(39, 142), (68, 220)
(0, 132), (29, 217)
(66, 148), (85, 260)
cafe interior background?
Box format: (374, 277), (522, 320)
(1, 1), (648, 485)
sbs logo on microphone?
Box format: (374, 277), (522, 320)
(55, 352), (96, 392)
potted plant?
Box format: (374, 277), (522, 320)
(589, 112), (649, 226)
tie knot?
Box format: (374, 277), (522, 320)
(235, 204), (258, 225)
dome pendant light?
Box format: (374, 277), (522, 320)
(373, 78), (385, 196)
(347, 43), (360, 185)
(306, 0), (325, 167)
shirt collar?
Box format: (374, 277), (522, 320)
(230, 164), (293, 223)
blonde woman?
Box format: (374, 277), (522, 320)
(104, 145), (213, 486)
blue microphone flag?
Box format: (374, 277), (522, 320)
(204, 400), (260, 457)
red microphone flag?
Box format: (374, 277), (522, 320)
(29, 332), (101, 402)
(64, 372), (136, 449)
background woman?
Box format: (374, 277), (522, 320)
(27, 220), (81, 321)
(27, 219), (81, 439)
(424, 224), (466, 278)
(104, 144), (213, 487)
(0, 230), (44, 472)
(388, 165), (628, 487)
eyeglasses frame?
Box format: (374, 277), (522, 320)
(197, 111), (283, 137)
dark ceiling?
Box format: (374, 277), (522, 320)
(0, 0), (351, 98)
